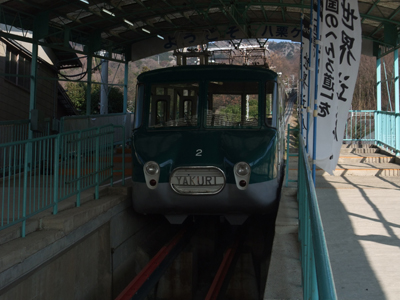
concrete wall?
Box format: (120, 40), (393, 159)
(0, 224), (112, 300)
(0, 187), (173, 300)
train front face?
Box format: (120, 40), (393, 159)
(131, 66), (284, 224)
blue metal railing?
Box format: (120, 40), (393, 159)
(376, 111), (400, 155)
(344, 110), (400, 155)
(343, 110), (375, 143)
(297, 137), (337, 299)
(0, 124), (124, 237)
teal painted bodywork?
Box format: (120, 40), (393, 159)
(132, 128), (278, 184)
(136, 64), (277, 83)
(131, 64), (283, 194)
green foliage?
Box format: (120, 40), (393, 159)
(248, 99), (259, 118)
(92, 86), (124, 113)
(66, 81), (123, 114)
(221, 104), (241, 121)
(219, 99), (259, 121)
(66, 81), (86, 112)
(141, 66), (151, 73)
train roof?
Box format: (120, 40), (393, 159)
(137, 65), (278, 83)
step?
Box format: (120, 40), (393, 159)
(319, 162), (400, 177)
(0, 186), (109, 246)
(338, 153), (395, 164)
(115, 147), (132, 154)
(113, 169), (132, 176)
(340, 147), (380, 154)
(0, 188), (131, 276)
(288, 159), (400, 177)
(113, 156), (132, 163)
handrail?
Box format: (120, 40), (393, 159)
(60, 112), (134, 145)
(0, 124), (123, 237)
(285, 123), (299, 187)
(344, 110), (399, 156)
(298, 137), (337, 299)
(0, 119), (30, 145)
(0, 119), (53, 146)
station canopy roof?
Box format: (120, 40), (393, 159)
(0, 0), (399, 63)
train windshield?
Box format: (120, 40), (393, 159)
(146, 79), (276, 129)
(148, 82), (199, 128)
(205, 81), (260, 128)
(265, 80), (275, 126)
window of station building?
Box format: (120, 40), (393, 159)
(148, 82), (199, 128)
(205, 81), (259, 128)
(5, 45), (31, 90)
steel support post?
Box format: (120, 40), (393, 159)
(395, 49), (400, 154)
(100, 55), (109, 115)
(300, 15), (304, 137)
(27, 41), (39, 172)
(29, 43), (38, 124)
(124, 60), (129, 114)
(312, 0), (321, 184)
(86, 54), (93, 115)
(377, 56), (382, 145)
(306, 3), (313, 154)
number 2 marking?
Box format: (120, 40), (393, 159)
(196, 149), (202, 157)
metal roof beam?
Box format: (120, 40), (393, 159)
(218, 0), (250, 38)
(367, 6), (400, 40)
(361, 0), (381, 23)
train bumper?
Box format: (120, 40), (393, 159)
(132, 179), (279, 218)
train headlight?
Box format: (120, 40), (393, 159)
(143, 161), (160, 189)
(235, 162), (250, 176)
(145, 161), (160, 175)
(233, 162), (251, 190)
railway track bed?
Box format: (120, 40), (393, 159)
(115, 215), (277, 300)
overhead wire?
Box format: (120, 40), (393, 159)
(58, 57), (103, 81)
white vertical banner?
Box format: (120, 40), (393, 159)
(315, 0), (362, 174)
(300, 18), (311, 147)
(307, 1), (323, 158)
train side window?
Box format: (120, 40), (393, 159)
(265, 81), (275, 127)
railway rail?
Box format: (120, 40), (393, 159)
(114, 219), (257, 300)
(115, 225), (194, 300)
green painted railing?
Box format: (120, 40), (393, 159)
(0, 124), (122, 237)
(0, 120), (30, 144)
(60, 112), (134, 145)
(0, 119), (53, 176)
(285, 124), (299, 187)
(298, 137), (337, 299)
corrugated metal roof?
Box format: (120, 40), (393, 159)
(0, 0), (399, 61)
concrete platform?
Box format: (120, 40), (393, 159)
(269, 141), (400, 299)
(316, 173), (400, 300)
(264, 183), (302, 300)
